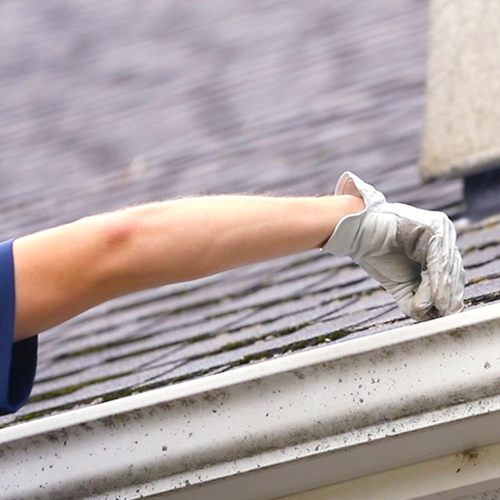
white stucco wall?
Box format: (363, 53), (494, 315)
(420, 0), (500, 179)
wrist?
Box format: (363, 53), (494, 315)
(320, 195), (366, 254)
(347, 194), (366, 213)
(336, 195), (366, 224)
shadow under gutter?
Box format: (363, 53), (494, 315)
(1, 304), (500, 500)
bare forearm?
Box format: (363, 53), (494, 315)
(117, 194), (363, 284)
(13, 194), (364, 340)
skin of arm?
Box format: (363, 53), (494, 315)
(12, 194), (365, 341)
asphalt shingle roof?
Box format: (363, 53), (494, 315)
(1, 0), (498, 428)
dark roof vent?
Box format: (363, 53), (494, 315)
(464, 168), (500, 221)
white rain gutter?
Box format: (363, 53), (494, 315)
(0, 303), (500, 500)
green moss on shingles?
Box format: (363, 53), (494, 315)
(61, 282), (378, 364)
(7, 366), (226, 427)
(3, 325), (358, 429)
(465, 289), (500, 306)
(35, 367), (89, 385)
(56, 339), (141, 360)
(30, 372), (134, 403)
(228, 329), (350, 367)
(5, 289), (401, 427)
(57, 329), (217, 361)
(461, 240), (500, 256)
(55, 271), (379, 362)
(102, 320), (312, 365)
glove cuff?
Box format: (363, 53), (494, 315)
(335, 171), (386, 206)
(322, 171), (380, 258)
(322, 209), (366, 257)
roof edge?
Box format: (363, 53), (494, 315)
(1, 304), (500, 499)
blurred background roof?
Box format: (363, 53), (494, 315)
(0, 0), (497, 428)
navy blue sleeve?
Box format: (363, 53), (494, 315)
(0, 239), (38, 415)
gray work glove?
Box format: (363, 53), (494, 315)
(323, 172), (465, 320)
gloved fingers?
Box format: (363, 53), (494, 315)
(434, 262), (452, 313)
(441, 214), (457, 279)
(424, 235), (441, 303)
(418, 245), (464, 318)
(433, 217), (459, 312)
(447, 248), (466, 314)
(410, 270), (433, 320)
(385, 278), (421, 319)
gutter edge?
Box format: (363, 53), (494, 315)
(1, 303), (499, 499)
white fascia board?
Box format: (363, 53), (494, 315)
(0, 304), (500, 500)
(279, 440), (500, 500)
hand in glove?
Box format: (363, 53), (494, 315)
(323, 172), (465, 320)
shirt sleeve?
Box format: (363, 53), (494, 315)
(0, 239), (38, 416)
